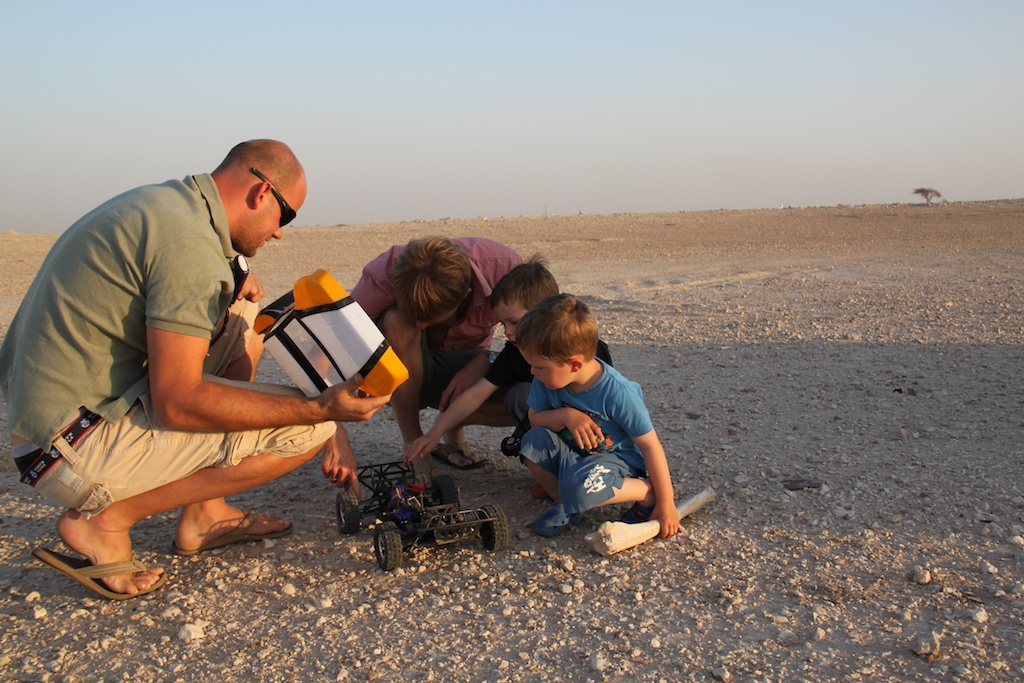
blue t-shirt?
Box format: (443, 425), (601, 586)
(526, 359), (652, 472)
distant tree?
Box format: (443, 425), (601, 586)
(913, 188), (942, 205)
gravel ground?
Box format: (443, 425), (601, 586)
(0, 200), (1022, 682)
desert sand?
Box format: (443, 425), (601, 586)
(0, 200), (1022, 682)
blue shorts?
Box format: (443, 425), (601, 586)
(519, 427), (646, 515)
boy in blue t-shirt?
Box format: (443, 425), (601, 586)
(515, 293), (680, 538)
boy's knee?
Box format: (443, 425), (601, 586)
(519, 427), (557, 463)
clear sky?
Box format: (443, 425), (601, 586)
(2, 1), (1021, 233)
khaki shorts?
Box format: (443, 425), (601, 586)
(14, 300), (336, 516)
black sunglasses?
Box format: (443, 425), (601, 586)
(249, 167), (297, 227)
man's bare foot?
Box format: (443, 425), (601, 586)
(56, 509), (163, 596)
(173, 499), (290, 554)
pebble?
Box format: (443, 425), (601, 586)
(970, 607), (988, 624)
(178, 623), (206, 641)
(911, 567), (932, 585)
(711, 666), (732, 681)
(281, 583), (298, 596)
(979, 559), (998, 575)
(913, 632), (940, 656)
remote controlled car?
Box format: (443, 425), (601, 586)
(335, 460), (509, 571)
(334, 460), (458, 534)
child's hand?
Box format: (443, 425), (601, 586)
(563, 411), (607, 451)
(653, 502), (681, 538)
(405, 435), (438, 464)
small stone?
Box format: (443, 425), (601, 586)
(32, 606), (47, 619)
(1008, 535), (1024, 547)
(911, 567), (932, 585)
(178, 623), (205, 641)
(913, 632), (940, 657)
(979, 559), (998, 575)
(651, 637), (661, 648)
(281, 583), (297, 596)
(710, 666), (732, 681)
(560, 584), (573, 594)
(589, 652), (608, 672)
(25, 591), (41, 603)
(970, 607), (988, 624)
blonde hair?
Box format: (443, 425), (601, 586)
(393, 237), (472, 323)
(490, 253), (558, 310)
(515, 293), (599, 363)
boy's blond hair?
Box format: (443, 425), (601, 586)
(392, 237), (472, 323)
(490, 254), (558, 310)
(515, 293), (599, 363)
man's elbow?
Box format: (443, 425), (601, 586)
(148, 395), (194, 430)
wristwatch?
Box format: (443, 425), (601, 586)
(487, 351), (498, 364)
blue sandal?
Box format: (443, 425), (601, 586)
(531, 503), (582, 537)
(620, 502), (655, 524)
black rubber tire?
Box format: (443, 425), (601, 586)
(374, 523), (404, 571)
(432, 474), (460, 506)
(480, 505), (510, 551)
(335, 489), (361, 535)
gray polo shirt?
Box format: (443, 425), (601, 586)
(0, 174), (234, 447)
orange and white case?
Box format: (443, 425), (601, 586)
(255, 269), (408, 397)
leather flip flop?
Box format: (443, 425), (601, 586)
(431, 443), (485, 470)
(32, 546), (167, 600)
(171, 511), (293, 556)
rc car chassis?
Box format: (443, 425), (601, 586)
(335, 460), (509, 571)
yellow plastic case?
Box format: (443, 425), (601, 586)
(255, 269), (408, 397)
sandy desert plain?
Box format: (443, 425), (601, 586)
(0, 199), (1022, 683)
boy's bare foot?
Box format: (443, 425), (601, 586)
(55, 509), (164, 596)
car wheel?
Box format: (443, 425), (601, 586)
(374, 523), (404, 571)
(480, 505), (509, 551)
(335, 490), (361, 535)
